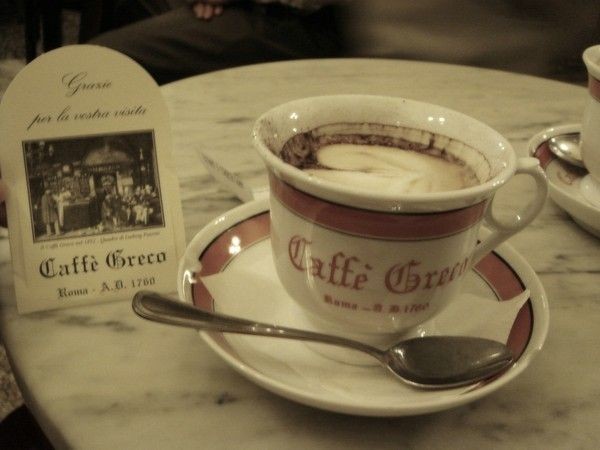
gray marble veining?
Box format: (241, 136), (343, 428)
(1, 59), (599, 449)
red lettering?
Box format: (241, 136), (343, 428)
(340, 254), (360, 288)
(328, 252), (344, 285)
(384, 257), (469, 295)
(288, 235), (309, 271)
(437, 267), (450, 286)
(289, 236), (370, 291)
(310, 257), (326, 279)
(423, 270), (438, 289)
(323, 294), (357, 310)
(353, 273), (369, 290)
(385, 260), (421, 294)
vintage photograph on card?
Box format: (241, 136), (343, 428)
(23, 130), (164, 242)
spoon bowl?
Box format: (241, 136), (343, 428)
(132, 291), (514, 389)
(548, 132), (586, 168)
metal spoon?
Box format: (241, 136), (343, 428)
(548, 133), (585, 168)
(132, 291), (514, 389)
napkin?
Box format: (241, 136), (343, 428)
(199, 150), (268, 202)
(414, 289), (530, 342)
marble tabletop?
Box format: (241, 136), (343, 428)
(2, 58), (600, 449)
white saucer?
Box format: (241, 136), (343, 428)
(177, 199), (549, 417)
(529, 123), (600, 238)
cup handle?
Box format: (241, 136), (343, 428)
(470, 157), (548, 267)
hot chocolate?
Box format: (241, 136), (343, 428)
(280, 124), (480, 194)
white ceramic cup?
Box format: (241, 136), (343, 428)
(581, 44), (600, 207)
(253, 95), (547, 341)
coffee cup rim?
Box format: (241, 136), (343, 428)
(253, 95), (516, 212)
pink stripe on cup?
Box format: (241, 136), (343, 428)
(589, 76), (600, 103)
(270, 174), (487, 240)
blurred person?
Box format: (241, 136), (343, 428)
(40, 189), (60, 236)
(342, 0), (600, 82)
(91, 1), (599, 85)
(101, 192), (121, 229)
(91, 0), (346, 84)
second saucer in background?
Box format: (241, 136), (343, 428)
(529, 123), (600, 238)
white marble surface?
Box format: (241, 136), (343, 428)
(2, 58), (600, 449)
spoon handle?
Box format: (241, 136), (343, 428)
(132, 291), (383, 360)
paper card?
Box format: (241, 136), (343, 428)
(0, 45), (186, 313)
(199, 149), (268, 202)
